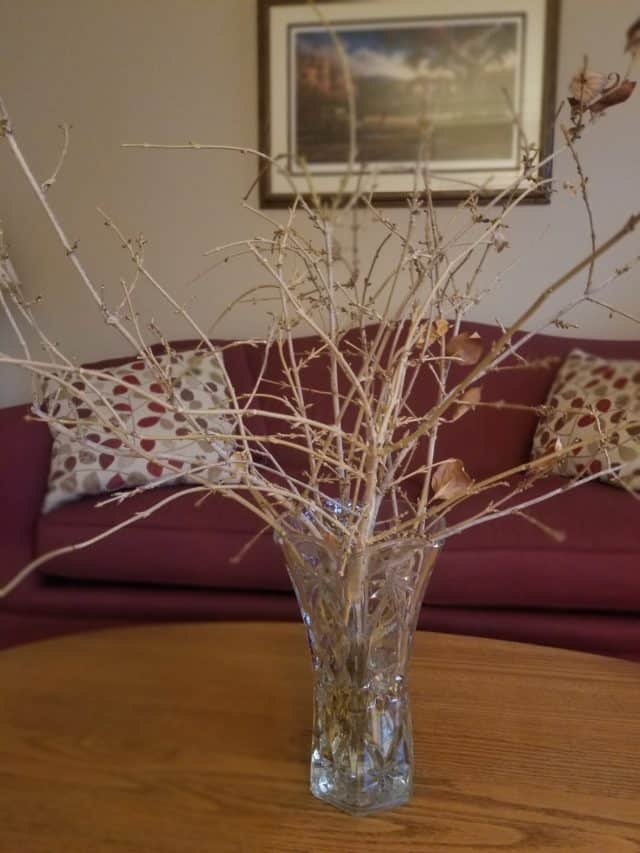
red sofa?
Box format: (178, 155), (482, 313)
(1, 322), (639, 658)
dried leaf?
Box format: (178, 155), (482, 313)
(446, 331), (483, 365)
(568, 70), (609, 105)
(493, 230), (509, 253)
(416, 317), (449, 348)
(225, 451), (247, 481)
(431, 459), (473, 502)
(450, 386), (482, 422)
(434, 317), (450, 338)
(528, 437), (564, 476)
(625, 17), (640, 58)
(590, 79), (636, 114)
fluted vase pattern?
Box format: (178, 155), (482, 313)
(277, 508), (441, 815)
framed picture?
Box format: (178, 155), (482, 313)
(258, 0), (559, 206)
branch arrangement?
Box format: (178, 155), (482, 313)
(1, 18), (639, 595)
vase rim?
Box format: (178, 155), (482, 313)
(274, 499), (444, 554)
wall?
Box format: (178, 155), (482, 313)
(1, 0), (639, 407)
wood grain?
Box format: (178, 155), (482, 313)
(1, 622), (639, 852)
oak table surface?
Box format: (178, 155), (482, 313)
(1, 623), (640, 853)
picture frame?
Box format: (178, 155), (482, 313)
(257, 0), (560, 207)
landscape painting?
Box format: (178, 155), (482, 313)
(290, 16), (522, 170)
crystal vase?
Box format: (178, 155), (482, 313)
(276, 503), (441, 815)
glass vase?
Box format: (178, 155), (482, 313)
(276, 502), (441, 815)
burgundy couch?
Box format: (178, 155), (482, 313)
(1, 323), (639, 659)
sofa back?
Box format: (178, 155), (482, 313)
(246, 321), (640, 481)
(56, 324), (640, 485)
(244, 327), (369, 480)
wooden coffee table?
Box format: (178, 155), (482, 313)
(1, 622), (639, 852)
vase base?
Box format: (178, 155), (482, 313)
(310, 767), (412, 815)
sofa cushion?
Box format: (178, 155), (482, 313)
(34, 487), (421, 591)
(36, 486), (289, 591)
(429, 475), (640, 611)
(35, 474), (640, 613)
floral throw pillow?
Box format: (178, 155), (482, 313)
(42, 349), (237, 513)
(531, 349), (640, 490)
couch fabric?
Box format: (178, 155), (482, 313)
(2, 322), (639, 659)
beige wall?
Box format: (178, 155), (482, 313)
(1, 0), (639, 407)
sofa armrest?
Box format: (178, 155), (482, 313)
(0, 405), (52, 586)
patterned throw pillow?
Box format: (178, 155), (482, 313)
(42, 349), (237, 512)
(531, 349), (640, 490)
